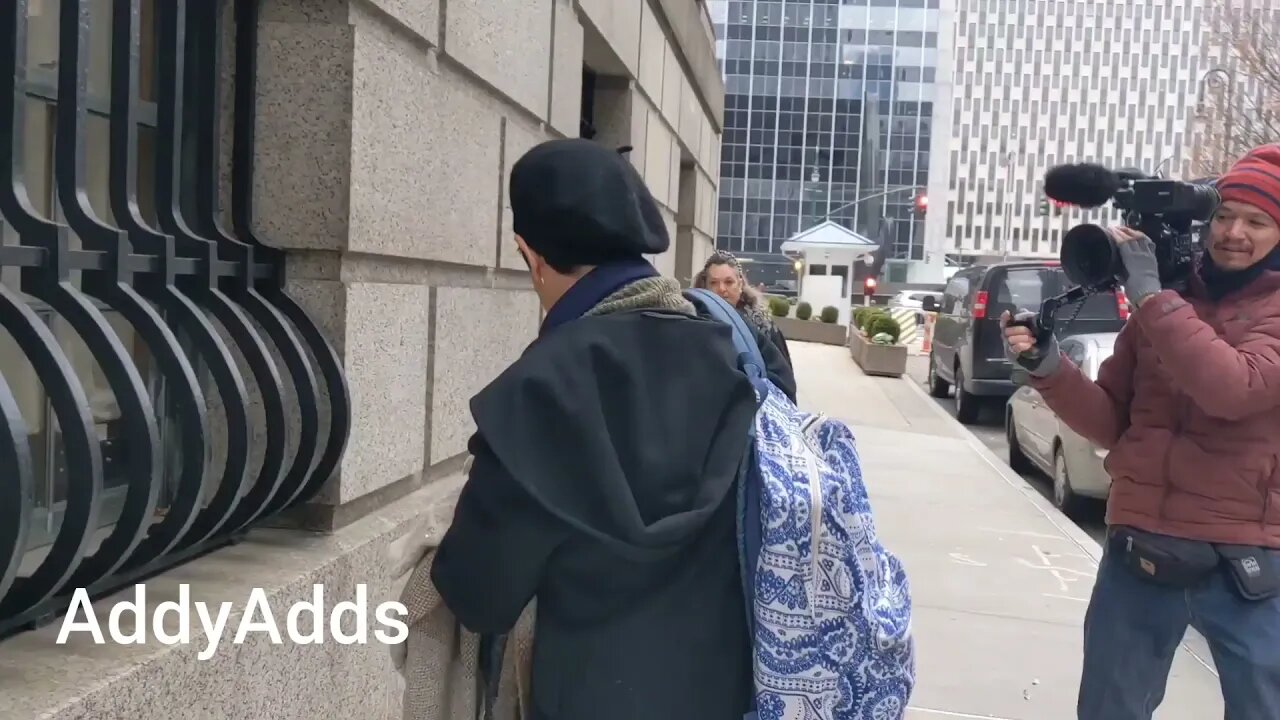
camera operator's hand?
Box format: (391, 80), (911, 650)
(1000, 311), (1060, 378)
(1111, 226), (1162, 307)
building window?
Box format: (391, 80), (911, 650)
(3, 0), (165, 567)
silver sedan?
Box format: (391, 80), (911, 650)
(1005, 332), (1117, 517)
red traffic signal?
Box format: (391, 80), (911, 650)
(913, 192), (928, 214)
(864, 277), (878, 293)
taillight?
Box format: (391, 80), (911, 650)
(973, 291), (989, 319)
(1115, 288), (1130, 320)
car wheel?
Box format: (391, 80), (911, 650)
(1007, 410), (1035, 475)
(1053, 445), (1088, 518)
(927, 353), (951, 398)
(954, 366), (981, 424)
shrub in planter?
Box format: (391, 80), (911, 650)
(852, 307), (872, 329)
(858, 309), (887, 333)
(867, 315), (902, 344)
(819, 306), (839, 324)
(768, 296), (790, 317)
(796, 302), (813, 320)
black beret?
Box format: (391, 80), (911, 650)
(510, 139), (670, 267)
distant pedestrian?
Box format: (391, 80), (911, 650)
(693, 251), (793, 365)
(430, 139), (796, 720)
(1002, 143), (1280, 720)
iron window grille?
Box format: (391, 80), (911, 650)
(0, 0), (352, 638)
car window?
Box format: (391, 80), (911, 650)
(1082, 341), (1116, 380)
(989, 267), (1123, 321)
(941, 274), (970, 313)
(991, 268), (1066, 314)
(1061, 339), (1087, 368)
(1071, 291), (1125, 320)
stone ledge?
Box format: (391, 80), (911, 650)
(271, 452), (469, 532)
(0, 474), (466, 720)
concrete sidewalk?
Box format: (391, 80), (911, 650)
(788, 341), (1224, 719)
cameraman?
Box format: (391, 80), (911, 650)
(1002, 143), (1280, 720)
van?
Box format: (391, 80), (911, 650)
(924, 261), (1129, 424)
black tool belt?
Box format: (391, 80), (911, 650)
(1108, 525), (1280, 601)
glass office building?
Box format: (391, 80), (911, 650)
(708, 0), (943, 287)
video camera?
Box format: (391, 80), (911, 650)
(1047, 164), (1220, 290)
(1010, 164), (1219, 344)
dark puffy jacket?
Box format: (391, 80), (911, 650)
(1030, 269), (1280, 547)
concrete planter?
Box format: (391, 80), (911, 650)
(849, 330), (908, 377)
(847, 325), (867, 364)
(775, 315), (847, 346)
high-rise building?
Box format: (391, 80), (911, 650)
(943, 0), (1207, 261)
(708, 0), (952, 287)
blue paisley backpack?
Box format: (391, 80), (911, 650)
(685, 289), (917, 720)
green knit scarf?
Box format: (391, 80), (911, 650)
(584, 276), (696, 318)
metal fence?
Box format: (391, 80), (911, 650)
(0, 0), (351, 638)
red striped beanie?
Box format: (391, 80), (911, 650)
(1217, 143), (1280, 228)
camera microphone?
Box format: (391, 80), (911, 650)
(1043, 163), (1125, 208)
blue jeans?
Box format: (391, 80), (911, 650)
(1079, 548), (1280, 719)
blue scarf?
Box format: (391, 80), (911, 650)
(539, 259), (659, 336)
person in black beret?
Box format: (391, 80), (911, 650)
(430, 138), (794, 720)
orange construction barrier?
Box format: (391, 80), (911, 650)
(921, 311), (937, 353)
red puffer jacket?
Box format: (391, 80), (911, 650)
(1031, 270), (1280, 547)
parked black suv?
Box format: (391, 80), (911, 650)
(925, 261), (1129, 424)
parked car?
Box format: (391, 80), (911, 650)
(924, 261), (1129, 424)
(1006, 332), (1117, 516)
(888, 290), (943, 311)
(888, 290), (943, 325)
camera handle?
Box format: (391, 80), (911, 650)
(1007, 284), (1094, 346)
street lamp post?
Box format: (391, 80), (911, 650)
(1197, 67), (1236, 171)
(808, 185), (921, 228)
(806, 169), (824, 228)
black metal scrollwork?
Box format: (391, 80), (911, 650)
(229, 0), (351, 515)
(0, 369), (33, 602)
(0, 0), (351, 639)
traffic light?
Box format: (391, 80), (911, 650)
(861, 276), (879, 306)
(1037, 196), (1050, 216)
(913, 192), (928, 215)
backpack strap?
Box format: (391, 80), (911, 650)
(683, 289), (770, 401)
(684, 289), (766, 719)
